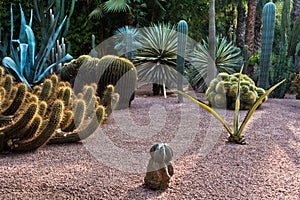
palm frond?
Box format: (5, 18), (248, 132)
(88, 5), (105, 20)
(104, 0), (130, 13)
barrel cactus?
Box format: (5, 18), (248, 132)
(61, 55), (137, 109)
(144, 143), (174, 190)
(205, 72), (266, 109)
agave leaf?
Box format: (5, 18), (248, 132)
(25, 25), (36, 74)
(19, 4), (27, 43)
(34, 12), (60, 72)
(19, 43), (28, 76)
(233, 67), (243, 134)
(35, 16), (67, 81)
(35, 53), (73, 83)
(236, 79), (286, 137)
(2, 57), (31, 89)
(177, 90), (233, 134)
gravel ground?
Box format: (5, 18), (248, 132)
(0, 85), (299, 200)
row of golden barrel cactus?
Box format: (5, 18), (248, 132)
(0, 66), (119, 152)
(205, 72), (266, 110)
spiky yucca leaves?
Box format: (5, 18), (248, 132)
(189, 36), (242, 90)
(205, 72), (266, 109)
(133, 23), (177, 90)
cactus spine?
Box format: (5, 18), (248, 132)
(258, 2), (276, 89)
(177, 20), (188, 103)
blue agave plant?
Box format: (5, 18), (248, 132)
(2, 4), (72, 90)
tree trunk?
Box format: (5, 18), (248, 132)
(236, 0), (246, 50)
(253, 0), (266, 53)
(245, 0), (257, 57)
(291, 0), (300, 23)
(207, 0), (217, 87)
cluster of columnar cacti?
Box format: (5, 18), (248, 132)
(61, 54), (137, 109)
(205, 72), (266, 109)
(0, 66), (119, 152)
(291, 73), (300, 99)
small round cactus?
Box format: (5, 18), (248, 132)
(205, 72), (266, 109)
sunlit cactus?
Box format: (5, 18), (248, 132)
(206, 72), (266, 109)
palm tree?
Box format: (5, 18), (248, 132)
(245, 0), (257, 57)
(253, 0), (266, 53)
(88, 0), (166, 25)
(236, 0), (246, 50)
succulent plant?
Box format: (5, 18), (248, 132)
(178, 66), (285, 144)
(205, 72), (266, 110)
(2, 4), (73, 90)
(61, 55), (137, 109)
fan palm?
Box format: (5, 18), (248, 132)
(113, 26), (142, 60)
(189, 36), (242, 90)
(133, 23), (177, 87)
(88, 0), (166, 22)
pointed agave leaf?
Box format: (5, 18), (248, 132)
(34, 12), (60, 75)
(35, 16), (67, 81)
(233, 66), (244, 134)
(236, 79), (286, 137)
(25, 25), (36, 75)
(34, 53), (73, 83)
(177, 90), (233, 134)
(2, 57), (32, 89)
(18, 4), (27, 43)
(19, 43), (28, 76)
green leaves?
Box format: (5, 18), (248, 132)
(104, 0), (130, 13)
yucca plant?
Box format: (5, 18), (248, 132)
(189, 36), (242, 90)
(178, 67), (285, 144)
(2, 4), (72, 90)
(133, 23), (177, 95)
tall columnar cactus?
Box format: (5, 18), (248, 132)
(259, 2), (276, 89)
(177, 20), (188, 103)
